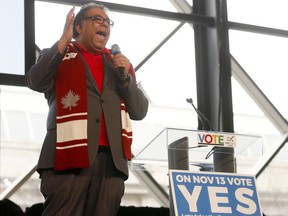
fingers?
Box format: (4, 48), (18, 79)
(58, 6), (75, 54)
(112, 54), (131, 74)
(66, 6), (75, 25)
(63, 6), (75, 35)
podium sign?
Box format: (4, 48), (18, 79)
(169, 170), (262, 216)
(197, 131), (236, 148)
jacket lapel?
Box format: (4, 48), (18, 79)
(102, 53), (115, 92)
(85, 65), (100, 94)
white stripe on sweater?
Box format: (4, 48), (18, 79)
(121, 133), (133, 139)
(56, 143), (87, 150)
(56, 112), (88, 119)
(57, 119), (87, 143)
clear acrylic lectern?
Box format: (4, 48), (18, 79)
(131, 127), (263, 173)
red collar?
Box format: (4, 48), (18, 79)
(73, 42), (111, 56)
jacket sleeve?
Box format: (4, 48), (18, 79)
(118, 66), (149, 121)
(25, 42), (65, 93)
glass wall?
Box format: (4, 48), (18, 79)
(0, 0), (287, 214)
(0, 86), (47, 209)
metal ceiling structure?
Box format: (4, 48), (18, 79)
(1, 0), (288, 211)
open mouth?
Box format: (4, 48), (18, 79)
(96, 30), (107, 38)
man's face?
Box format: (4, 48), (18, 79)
(76, 7), (111, 52)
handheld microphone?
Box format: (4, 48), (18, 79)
(186, 98), (213, 131)
(111, 44), (125, 81)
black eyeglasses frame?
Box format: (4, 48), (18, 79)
(83, 15), (114, 27)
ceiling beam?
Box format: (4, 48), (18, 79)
(37, 0), (215, 27)
(229, 21), (288, 38)
(231, 55), (288, 134)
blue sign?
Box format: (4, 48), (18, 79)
(169, 170), (262, 216)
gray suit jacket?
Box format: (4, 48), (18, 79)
(26, 42), (148, 179)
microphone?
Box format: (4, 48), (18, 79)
(186, 98), (213, 131)
(186, 98), (216, 161)
(111, 44), (125, 81)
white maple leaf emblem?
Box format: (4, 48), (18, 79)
(61, 90), (80, 110)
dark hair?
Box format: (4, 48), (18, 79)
(73, 2), (108, 39)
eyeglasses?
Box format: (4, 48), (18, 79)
(84, 15), (114, 27)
